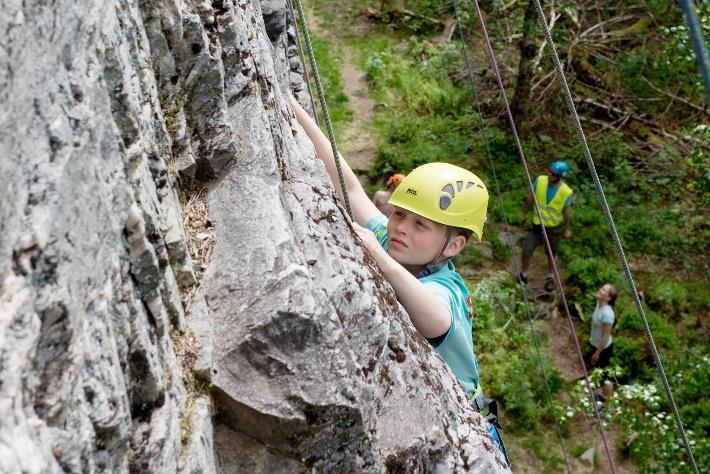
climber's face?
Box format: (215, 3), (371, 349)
(387, 207), (449, 271)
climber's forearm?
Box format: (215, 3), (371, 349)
(352, 224), (450, 339)
(380, 257), (451, 339)
(291, 97), (358, 195)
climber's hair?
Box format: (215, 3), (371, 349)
(452, 226), (472, 241)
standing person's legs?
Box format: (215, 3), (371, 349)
(520, 225), (542, 282)
(597, 343), (614, 368)
(543, 225), (563, 290)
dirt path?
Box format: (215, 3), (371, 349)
(339, 52), (377, 172)
(305, 6), (377, 174)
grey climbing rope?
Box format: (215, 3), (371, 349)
(451, 2), (571, 472)
(467, 0), (618, 471)
(530, 0), (699, 471)
(286, 0), (321, 125)
(292, 0), (354, 220)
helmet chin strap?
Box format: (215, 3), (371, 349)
(416, 227), (452, 278)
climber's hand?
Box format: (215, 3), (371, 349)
(352, 222), (389, 269)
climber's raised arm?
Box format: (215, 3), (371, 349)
(290, 94), (379, 225)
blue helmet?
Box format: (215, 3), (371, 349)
(550, 161), (570, 178)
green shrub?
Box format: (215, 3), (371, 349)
(564, 256), (619, 299)
(687, 124), (710, 206)
(471, 279), (563, 431)
(650, 281), (689, 318)
(610, 336), (646, 379)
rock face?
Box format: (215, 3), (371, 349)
(0, 0), (509, 472)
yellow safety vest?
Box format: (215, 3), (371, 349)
(532, 175), (572, 227)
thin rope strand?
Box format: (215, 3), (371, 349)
(287, 0), (321, 125)
(292, 0), (353, 220)
(467, 1), (617, 471)
(452, 2), (571, 471)
(530, 0), (699, 471)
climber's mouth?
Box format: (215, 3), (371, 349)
(390, 237), (407, 249)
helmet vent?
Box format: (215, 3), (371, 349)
(466, 182), (474, 189)
(440, 183), (455, 210)
(456, 181), (464, 192)
(439, 194), (452, 210)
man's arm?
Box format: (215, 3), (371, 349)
(291, 95), (380, 225)
(562, 205), (572, 238)
(353, 223), (451, 338)
(520, 192), (534, 227)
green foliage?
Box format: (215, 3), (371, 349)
(564, 255), (618, 298)
(610, 336), (646, 379)
(472, 279), (563, 430)
(658, 4), (710, 98)
(563, 357), (710, 473)
(686, 124), (710, 206)
(643, 278), (710, 322)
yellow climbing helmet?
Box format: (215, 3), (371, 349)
(388, 162), (489, 241)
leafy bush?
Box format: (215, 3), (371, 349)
(650, 281), (689, 318)
(564, 256), (619, 299)
(562, 358), (710, 473)
(472, 279), (563, 430)
(610, 336), (646, 379)
(686, 124), (710, 206)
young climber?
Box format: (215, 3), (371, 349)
(519, 161), (573, 291)
(588, 283), (618, 369)
(372, 173), (406, 217)
(290, 94), (509, 465)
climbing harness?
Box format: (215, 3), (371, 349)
(452, 1), (571, 471)
(529, 0), (699, 470)
(472, 390), (511, 466)
(466, 0), (618, 470)
(292, 0), (354, 220)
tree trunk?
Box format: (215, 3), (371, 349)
(511, 0), (539, 124)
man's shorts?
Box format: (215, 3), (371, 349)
(522, 224), (563, 257)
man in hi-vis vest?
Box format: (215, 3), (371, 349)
(519, 161), (573, 291)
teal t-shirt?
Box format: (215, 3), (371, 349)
(365, 214), (480, 397)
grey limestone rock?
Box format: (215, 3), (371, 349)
(0, 0), (510, 472)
